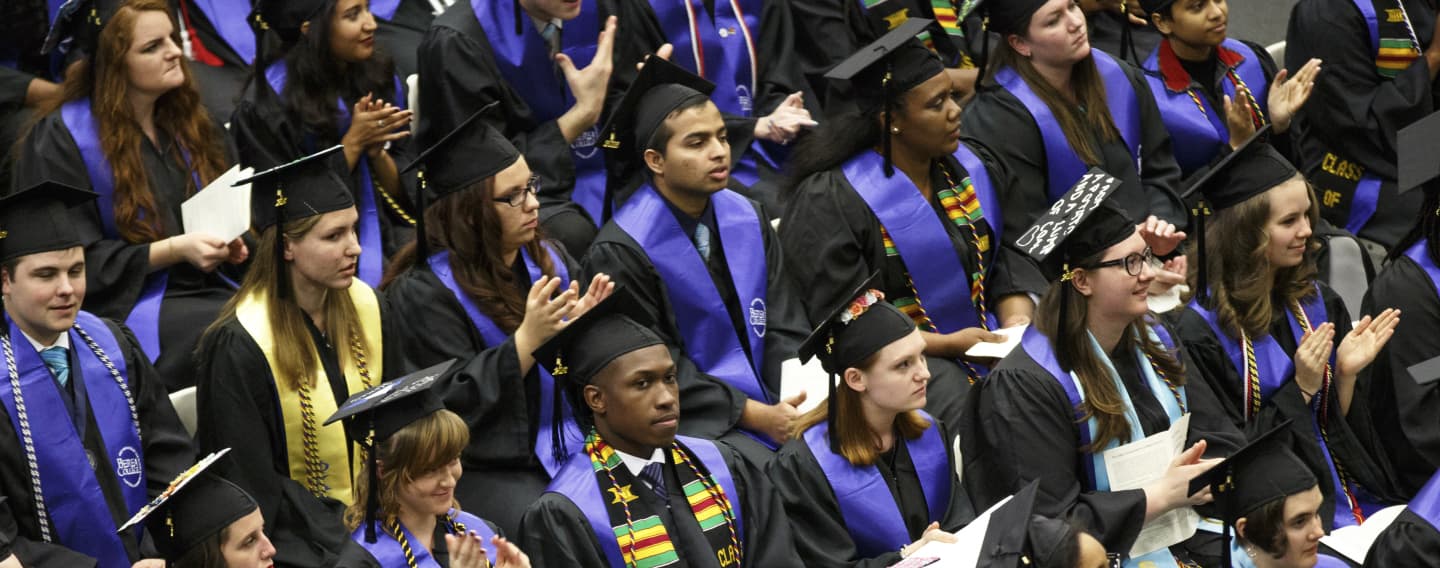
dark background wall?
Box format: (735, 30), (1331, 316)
(1228, 0), (1298, 47)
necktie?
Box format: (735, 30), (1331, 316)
(541, 22), (561, 59)
(694, 223), (713, 261)
(41, 346), (70, 387)
(639, 462), (668, 503)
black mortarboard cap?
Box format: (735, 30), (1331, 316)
(974, 480), (1084, 568)
(236, 145), (354, 231)
(1398, 111), (1440, 194)
(985, 0), (1049, 36)
(1140, 0), (1178, 15)
(324, 359), (456, 543)
(599, 55), (716, 161)
(1013, 168), (1128, 267)
(250, 0), (327, 44)
(42, 0), (117, 56)
(534, 286), (665, 388)
(0, 181), (97, 263)
(797, 272), (918, 451)
(116, 449), (258, 561)
(1407, 354), (1440, 386)
(824, 18), (944, 177)
(1187, 421), (1315, 566)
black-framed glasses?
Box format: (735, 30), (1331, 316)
(493, 175), (540, 208)
(1088, 247), (1156, 276)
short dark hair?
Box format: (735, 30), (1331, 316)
(1, 259), (17, 282)
(1239, 496), (1292, 558)
(643, 94), (715, 156)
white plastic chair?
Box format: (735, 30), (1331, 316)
(169, 386), (198, 437)
(1266, 41), (1287, 65)
(406, 74), (421, 131)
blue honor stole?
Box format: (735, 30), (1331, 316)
(427, 245), (583, 476)
(1019, 323), (1192, 567)
(840, 145), (1002, 334)
(547, 436), (743, 567)
(474, 0), (609, 225)
(265, 63), (404, 288)
(1, 312), (144, 568)
(189, 0), (257, 64)
(995, 50), (1142, 202)
(613, 186), (773, 410)
(350, 509), (497, 566)
(801, 412), (950, 558)
(1142, 38), (1269, 176)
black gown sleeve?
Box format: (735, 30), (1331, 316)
(0, 67), (33, 107)
(1125, 61), (1186, 225)
(777, 168), (887, 325)
(757, 201), (807, 393)
(718, 440), (805, 567)
(517, 494), (612, 568)
(109, 319), (196, 496)
(1364, 509), (1440, 567)
(1362, 257), (1440, 495)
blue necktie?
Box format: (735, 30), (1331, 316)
(694, 223), (712, 261)
(41, 346), (70, 387)
(541, 22), (561, 58)
(639, 462), (668, 502)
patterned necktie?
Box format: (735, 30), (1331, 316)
(639, 462), (668, 503)
(41, 346), (70, 387)
(694, 223), (713, 261)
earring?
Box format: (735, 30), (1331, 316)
(1245, 546), (1257, 559)
(890, 127), (901, 134)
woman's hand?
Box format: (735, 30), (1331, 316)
(448, 530), (491, 568)
(556, 16), (618, 143)
(169, 233), (230, 272)
(341, 93), (412, 155)
(1224, 91), (1259, 149)
(569, 273), (615, 321)
(1294, 322), (1335, 398)
(754, 92), (818, 145)
(899, 522), (958, 559)
(226, 238), (249, 265)
(515, 276), (578, 350)
(1335, 308), (1400, 379)
(1148, 255), (1187, 296)
(490, 535), (532, 568)
(1268, 58), (1321, 134)
(1138, 216), (1187, 257)
(1143, 440), (1219, 521)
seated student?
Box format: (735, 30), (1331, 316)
(0, 182), (194, 567)
(195, 147), (402, 568)
(1285, 0), (1439, 252)
(972, 481), (1114, 568)
(960, 176), (1245, 566)
(963, 0), (1186, 275)
(1172, 138), (1403, 531)
(174, 0), (257, 121)
(14, 0), (244, 392)
(416, 0), (630, 256)
(1137, 0), (1319, 180)
(584, 57), (810, 457)
(382, 106), (612, 534)
(768, 279), (973, 567)
(232, 0), (417, 288)
(518, 289), (804, 568)
(1367, 466), (1440, 565)
(115, 449), (277, 568)
(368, 0), (437, 79)
(782, 19), (1043, 431)
(328, 365), (531, 568)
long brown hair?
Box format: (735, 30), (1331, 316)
(37, 0), (227, 244)
(344, 410), (470, 531)
(169, 529), (227, 568)
(383, 178), (555, 333)
(1184, 184), (1321, 339)
(792, 351), (932, 466)
(984, 40), (1121, 166)
(1035, 253), (1187, 451)
(203, 217), (366, 391)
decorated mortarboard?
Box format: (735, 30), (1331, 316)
(797, 272), (916, 450)
(235, 144), (354, 231)
(116, 449), (259, 560)
(824, 17), (944, 176)
(1013, 167), (1128, 269)
(1186, 421), (1314, 567)
(0, 181), (98, 263)
(598, 54), (716, 161)
(533, 286), (665, 388)
(324, 359), (457, 543)
(41, 0), (117, 57)
(1398, 111), (1440, 194)
(249, 0), (328, 44)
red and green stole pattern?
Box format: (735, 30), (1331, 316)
(880, 170), (990, 333)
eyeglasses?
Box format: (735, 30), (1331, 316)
(1088, 247), (1157, 276)
(493, 175), (541, 208)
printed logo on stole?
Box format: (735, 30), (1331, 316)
(116, 446), (143, 488)
(572, 126), (600, 160)
(735, 85), (753, 115)
(748, 298), (767, 338)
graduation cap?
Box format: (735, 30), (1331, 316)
(970, 481), (1088, 568)
(399, 101), (519, 268)
(249, 0), (327, 44)
(824, 17), (944, 177)
(1178, 126), (1297, 300)
(325, 359), (458, 543)
(1405, 354), (1440, 386)
(984, 0), (1049, 36)
(0, 181), (98, 263)
(116, 449), (259, 561)
(42, 0), (117, 56)
(1397, 111), (1440, 195)
(1013, 168), (1129, 332)
(1139, 0), (1179, 15)
(598, 54), (716, 164)
(234, 145), (353, 299)
(797, 272), (917, 451)
(1186, 421), (1315, 567)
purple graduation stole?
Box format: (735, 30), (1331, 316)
(370, 0), (401, 20)
(1410, 467), (1440, 532)
(801, 412), (950, 558)
(612, 186), (772, 405)
(840, 145), (1001, 334)
(994, 50), (1141, 202)
(426, 244), (583, 477)
(1141, 38), (1269, 176)
(350, 509), (497, 565)
(473, 0), (609, 224)
(1403, 239), (1440, 302)
(60, 99), (196, 363)
(265, 63), (403, 288)
(547, 435), (743, 567)
(1, 312), (144, 568)
(190, 0), (257, 64)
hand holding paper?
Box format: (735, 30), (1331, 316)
(182, 165), (253, 242)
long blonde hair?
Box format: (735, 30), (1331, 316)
(344, 410), (470, 531)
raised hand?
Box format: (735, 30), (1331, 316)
(570, 273), (615, 321)
(754, 92), (818, 145)
(1224, 91), (1258, 149)
(448, 530), (490, 568)
(1268, 58), (1321, 134)
(490, 535), (533, 568)
(342, 93), (412, 154)
(1138, 215), (1187, 257)
(556, 15), (617, 143)
(1294, 322), (1335, 397)
(516, 276), (578, 350)
(635, 43), (675, 72)
(1336, 308), (1400, 378)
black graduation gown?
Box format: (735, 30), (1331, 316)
(767, 421), (971, 568)
(333, 517), (505, 567)
(1170, 284), (1402, 529)
(1364, 509), (1440, 566)
(382, 244), (580, 537)
(0, 319), (195, 567)
(173, 0), (253, 123)
(375, 0), (435, 79)
(517, 441), (804, 568)
(1285, 0), (1437, 248)
(1087, 10), (1162, 65)
(959, 322), (1243, 563)
(1362, 253), (1440, 496)
(580, 196), (808, 460)
(194, 298), (403, 568)
(12, 113), (239, 393)
(778, 146), (1047, 431)
(962, 58), (1185, 277)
